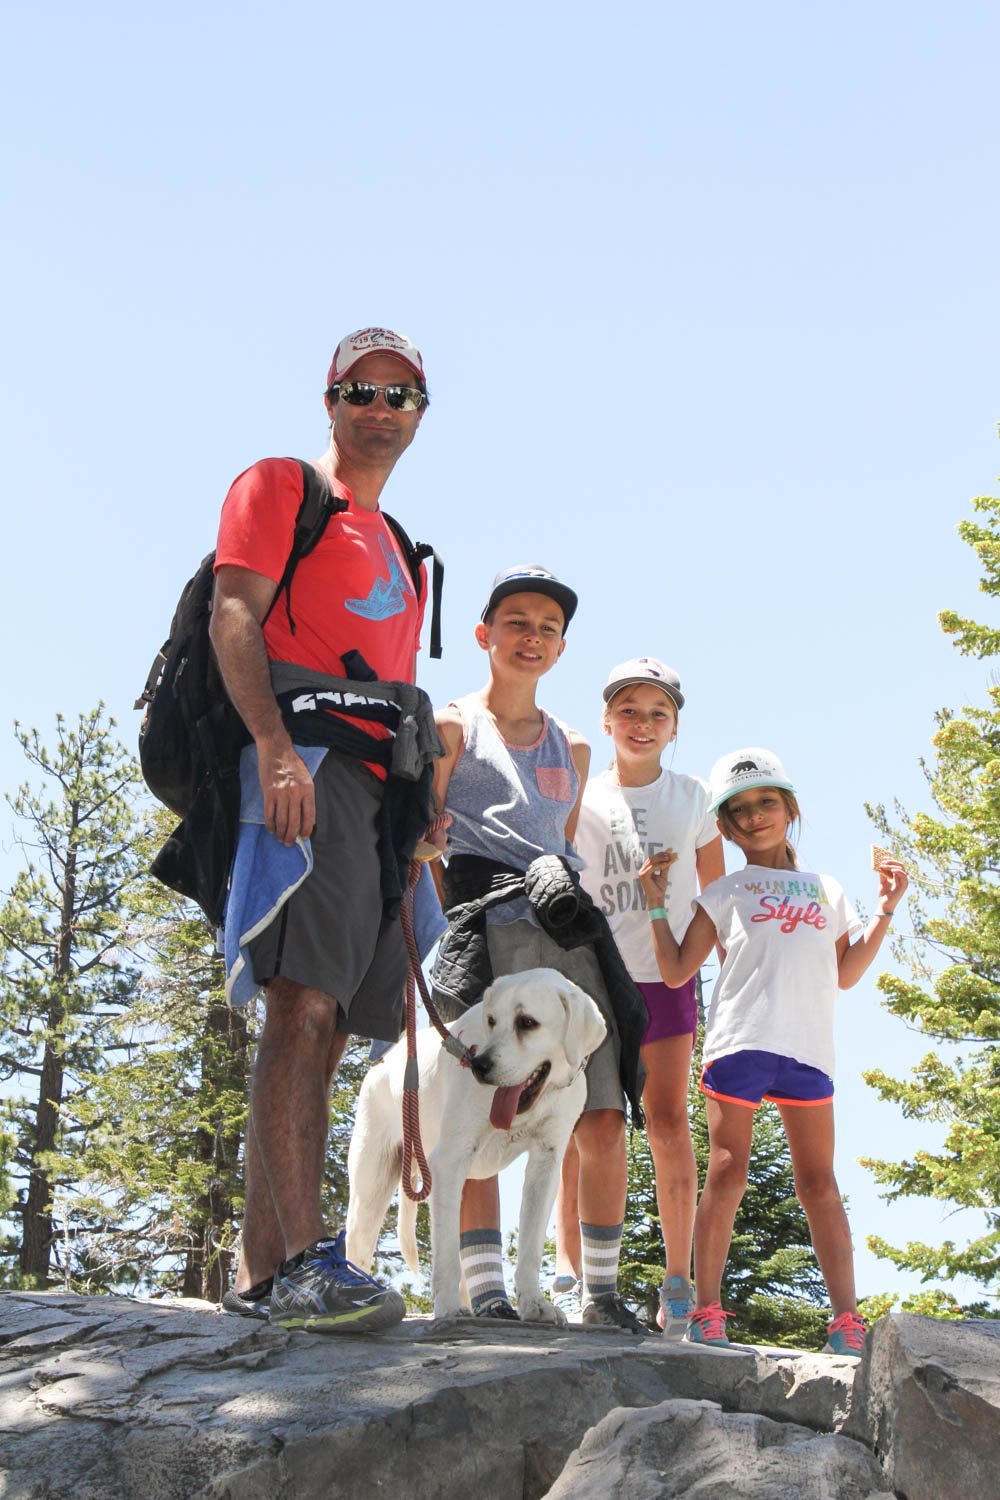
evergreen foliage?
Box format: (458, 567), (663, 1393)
(0, 709), (144, 1286)
(54, 838), (253, 1299)
(864, 490), (1000, 1310)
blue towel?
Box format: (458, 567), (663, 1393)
(224, 745), (448, 1015)
(224, 744), (328, 1007)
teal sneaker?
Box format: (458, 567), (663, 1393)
(551, 1275), (581, 1320)
(684, 1301), (733, 1348)
(823, 1311), (867, 1358)
(657, 1275), (694, 1340)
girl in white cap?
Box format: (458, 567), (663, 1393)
(637, 748), (907, 1355)
(562, 657), (724, 1336)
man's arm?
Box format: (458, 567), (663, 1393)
(210, 564), (316, 846)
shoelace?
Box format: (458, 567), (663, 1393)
(311, 1232), (381, 1288)
(827, 1312), (867, 1351)
(689, 1302), (733, 1341)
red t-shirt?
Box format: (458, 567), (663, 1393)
(216, 457), (424, 678)
(215, 457), (425, 770)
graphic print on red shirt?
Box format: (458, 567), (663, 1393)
(215, 457), (426, 772)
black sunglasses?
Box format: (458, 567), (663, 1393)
(329, 380), (426, 412)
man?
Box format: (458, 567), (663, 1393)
(211, 327), (437, 1332)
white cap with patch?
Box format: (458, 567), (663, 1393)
(708, 747), (795, 812)
(326, 327), (425, 389)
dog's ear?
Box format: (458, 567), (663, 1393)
(558, 982), (608, 1072)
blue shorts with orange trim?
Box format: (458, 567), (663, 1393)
(701, 1050), (834, 1109)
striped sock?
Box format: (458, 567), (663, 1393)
(580, 1221), (623, 1300)
(459, 1228), (508, 1312)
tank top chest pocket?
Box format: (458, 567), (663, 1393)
(535, 766), (575, 803)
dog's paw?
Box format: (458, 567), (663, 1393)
(517, 1296), (567, 1327)
(432, 1300), (468, 1322)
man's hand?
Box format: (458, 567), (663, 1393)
(258, 737), (316, 846)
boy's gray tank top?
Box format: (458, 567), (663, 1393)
(444, 695), (582, 926)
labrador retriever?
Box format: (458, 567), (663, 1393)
(346, 967), (607, 1322)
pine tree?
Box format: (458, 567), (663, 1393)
(863, 490), (1000, 1308)
(0, 709), (144, 1286)
(59, 859), (253, 1299)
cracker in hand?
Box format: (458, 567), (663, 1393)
(870, 844), (894, 871)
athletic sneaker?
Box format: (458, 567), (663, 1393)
(684, 1301), (733, 1348)
(581, 1291), (645, 1334)
(475, 1294), (520, 1320)
(220, 1275), (273, 1320)
(551, 1275), (581, 1320)
(657, 1275), (695, 1340)
(269, 1232), (405, 1334)
(823, 1311), (867, 1358)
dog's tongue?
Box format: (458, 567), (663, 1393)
(490, 1082), (525, 1130)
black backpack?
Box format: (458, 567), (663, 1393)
(135, 458), (442, 923)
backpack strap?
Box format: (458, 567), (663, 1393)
(383, 511), (444, 660)
(262, 460), (349, 634)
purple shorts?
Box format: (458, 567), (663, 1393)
(637, 978), (698, 1045)
(701, 1050), (834, 1109)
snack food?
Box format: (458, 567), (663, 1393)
(413, 837), (443, 863)
(870, 844), (894, 871)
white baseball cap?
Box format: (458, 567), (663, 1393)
(708, 747), (796, 812)
(326, 327), (425, 390)
(603, 657), (684, 711)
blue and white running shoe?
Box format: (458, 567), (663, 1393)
(269, 1231), (405, 1334)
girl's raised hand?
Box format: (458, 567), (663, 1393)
(638, 849), (679, 903)
(877, 858), (908, 914)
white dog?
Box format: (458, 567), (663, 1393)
(346, 967), (607, 1323)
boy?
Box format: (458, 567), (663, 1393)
(427, 565), (647, 1331)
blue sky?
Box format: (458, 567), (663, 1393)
(1, 2), (998, 1305)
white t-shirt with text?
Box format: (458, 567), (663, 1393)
(695, 865), (861, 1078)
(575, 767), (718, 983)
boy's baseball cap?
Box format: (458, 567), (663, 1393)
(326, 327), (425, 389)
(481, 565), (578, 629)
(603, 657), (685, 711)
(708, 747), (796, 812)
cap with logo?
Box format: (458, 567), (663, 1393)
(603, 657), (685, 711)
(481, 565), (578, 629)
(708, 747), (796, 813)
(326, 327), (425, 391)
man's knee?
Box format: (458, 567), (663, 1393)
(262, 977), (341, 1046)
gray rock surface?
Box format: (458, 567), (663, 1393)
(844, 1312), (1000, 1500)
(546, 1398), (895, 1499)
(0, 1293), (995, 1498)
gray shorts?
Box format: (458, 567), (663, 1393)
(485, 919), (627, 1115)
(247, 750), (407, 1042)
